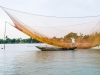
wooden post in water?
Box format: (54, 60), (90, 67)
(4, 21), (6, 50)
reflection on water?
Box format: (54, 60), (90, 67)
(0, 44), (100, 75)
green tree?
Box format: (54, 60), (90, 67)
(64, 32), (79, 39)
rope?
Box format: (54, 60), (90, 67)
(29, 19), (100, 28)
(90, 21), (100, 34)
(0, 6), (100, 18)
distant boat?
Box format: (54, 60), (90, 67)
(36, 46), (77, 51)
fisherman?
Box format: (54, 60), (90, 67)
(71, 37), (75, 47)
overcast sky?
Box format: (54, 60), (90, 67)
(0, 0), (100, 39)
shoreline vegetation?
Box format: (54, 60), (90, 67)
(0, 36), (40, 44)
(51, 32), (100, 49)
(0, 32), (100, 49)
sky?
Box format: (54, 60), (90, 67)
(0, 0), (100, 39)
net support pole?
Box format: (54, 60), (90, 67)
(4, 21), (6, 50)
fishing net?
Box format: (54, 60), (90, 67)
(1, 7), (100, 48)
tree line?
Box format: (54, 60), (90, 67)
(0, 36), (40, 44)
(1, 32), (100, 47)
(52, 32), (100, 46)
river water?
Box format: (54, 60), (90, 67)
(0, 44), (100, 75)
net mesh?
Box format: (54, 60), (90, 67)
(2, 7), (100, 48)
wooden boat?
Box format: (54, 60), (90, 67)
(36, 46), (77, 51)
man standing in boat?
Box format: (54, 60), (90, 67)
(71, 37), (75, 47)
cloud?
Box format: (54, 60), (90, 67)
(86, 0), (95, 6)
(75, 0), (95, 5)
